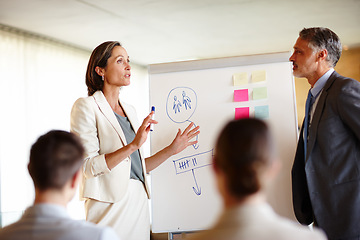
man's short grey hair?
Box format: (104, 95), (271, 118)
(299, 27), (342, 67)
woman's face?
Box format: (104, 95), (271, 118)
(102, 46), (131, 88)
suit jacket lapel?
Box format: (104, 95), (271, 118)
(93, 91), (128, 146)
(306, 71), (338, 162)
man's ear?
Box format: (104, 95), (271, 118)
(212, 157), (227, 181)
(265, 158), (281, 181)
(70, 169), (82, 189)
(317, 48), (328, 61)
(212, 157), (220, 174)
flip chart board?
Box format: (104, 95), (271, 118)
(149, 52), (298, 233)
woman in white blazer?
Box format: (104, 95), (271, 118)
(70, 41), (199, 240)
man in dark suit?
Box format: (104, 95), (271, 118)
(290, 27), (360, 240)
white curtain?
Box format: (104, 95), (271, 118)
(0, 25), (150, 226)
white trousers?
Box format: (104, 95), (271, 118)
(85, 179), (150, 240)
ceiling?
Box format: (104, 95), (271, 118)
(0, 0), (359, 66)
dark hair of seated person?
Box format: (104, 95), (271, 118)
(28, 130), (84, 190)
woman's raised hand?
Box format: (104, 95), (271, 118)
(168, 122), (200, 155)
(131, 112), (157, 149)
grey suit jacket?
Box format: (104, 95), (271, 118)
(0, 204), (120, 240)
(292, 71), (360, 240)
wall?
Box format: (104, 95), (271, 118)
(295, 47), (360, 126)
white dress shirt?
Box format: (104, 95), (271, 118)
(0, 204), (120, 240)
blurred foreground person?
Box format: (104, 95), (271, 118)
(0, 130), (119, 240)
(189, 119), (326, 240)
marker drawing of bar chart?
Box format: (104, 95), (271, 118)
(172, 149), (213, 195)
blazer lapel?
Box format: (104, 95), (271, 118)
(92, 91), (128, 146)
(306, 71), (338, 162)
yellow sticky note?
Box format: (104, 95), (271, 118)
(253, 87), (268, 100)
(233, 72), (248, 86)
(251, 70), (266, 83)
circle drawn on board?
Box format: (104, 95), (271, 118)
(166, 87), (197, 123)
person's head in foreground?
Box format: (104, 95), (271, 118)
(0, 130), (120, 240)
(213, 118), (278, 206)
(28, 130), (84, 205)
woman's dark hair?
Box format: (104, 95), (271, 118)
(86, 41), (121, 96)
(28, 130), (84, 190)
(214, 118), (273, 198)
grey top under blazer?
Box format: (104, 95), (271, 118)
(292, 71), (360, 240)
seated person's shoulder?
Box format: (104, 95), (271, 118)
(62, 219), (120, 240)
(270, 215), (327, 240)
(0, 218), (119, 240)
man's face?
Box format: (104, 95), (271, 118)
(289, 37), (318, 79)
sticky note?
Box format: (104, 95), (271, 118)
(235, 107), (250, 120)
(253, 87), (268, 100)
(251, 70), (266, 83)
(234, 89), (249, 102)
(233, 72), (248, 86)
(255, 105), (269, 119)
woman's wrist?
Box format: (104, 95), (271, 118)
(164, 144), (177, 158)
(129, 140), (143, 153)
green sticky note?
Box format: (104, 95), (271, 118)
(233, 72), (248, 86)
(253, 87), (267, 100)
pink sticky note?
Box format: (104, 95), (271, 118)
(234, 89), (249, 102)
(235, 107), (250, 120)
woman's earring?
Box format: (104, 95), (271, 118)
(102, 75), (104, 81)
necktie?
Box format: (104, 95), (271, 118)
(303, 89), (313, 159)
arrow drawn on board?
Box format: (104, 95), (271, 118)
(192, 169), (201, 195)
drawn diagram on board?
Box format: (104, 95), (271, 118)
(173, 150), (214, 195)
(166, 87), (213, 196)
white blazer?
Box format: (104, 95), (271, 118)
(70, 90), (150, 203)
